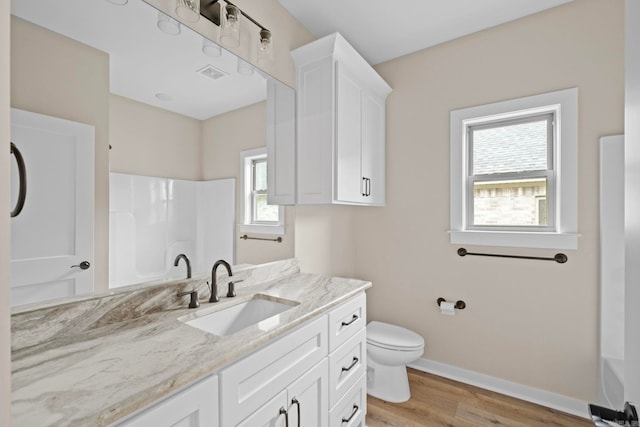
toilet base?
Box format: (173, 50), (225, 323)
(366, 357), (411, 403)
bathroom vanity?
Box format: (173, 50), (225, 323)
(10, 259), (369, 426)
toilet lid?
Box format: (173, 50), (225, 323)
(367, 321), (424, 350)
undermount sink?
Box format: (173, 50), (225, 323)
(182, 294), (299, 336)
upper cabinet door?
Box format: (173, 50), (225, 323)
(335, 62), (365, 204)
(295, 57), (335, 205)
(361, 91), (386, 205)
(292, 33), (391, 206)
(266, 79), (297, 206)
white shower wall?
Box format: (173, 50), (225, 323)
(109, 173), (234, 288)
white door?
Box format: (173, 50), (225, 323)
(10, 108), (94, 307)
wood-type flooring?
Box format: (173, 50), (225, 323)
(366, 369), (592, 427)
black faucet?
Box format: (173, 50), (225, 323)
(209, 259), (232, 303)
(174, 254), (192, 279)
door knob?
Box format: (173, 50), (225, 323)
(71, 261), (91, 270)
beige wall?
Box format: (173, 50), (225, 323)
(10, 17), (110, 292)
(353, 0), (624, 401)
(295, 206), (357, 278)
(202, 102), (295, 264)
(1, 0), (11, 423)
(109, 94), (202, 180)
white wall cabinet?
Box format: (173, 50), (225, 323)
(292, 33), (391, 206)
(115, 374), (218, 427)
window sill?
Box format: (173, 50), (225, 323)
(239, 224), (285, 236)
(449, 230), (579, 250)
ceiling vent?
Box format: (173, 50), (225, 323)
(197, 64), (228, 81)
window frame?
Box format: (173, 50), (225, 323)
(466, 112), (555, 232)
(240, 147), (284, 235)
(450, 88), (579, 249)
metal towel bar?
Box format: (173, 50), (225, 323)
(240, 234), (282, 243)
(457, 248), (567, 263)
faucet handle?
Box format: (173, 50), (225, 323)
(226, 280), (242, 298)
(177, 290), (200, 309)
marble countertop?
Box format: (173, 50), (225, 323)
(11, 259), (371, 426)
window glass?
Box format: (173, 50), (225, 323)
(469, 114), (553, 229)
(473, 178), (548, 226)
(253, 159), (268, 192)
(251, 158), (279, 223)
(472, 118), (549, 175)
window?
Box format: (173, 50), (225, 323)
(241, 148), (284, 235)
(450, 88), (578, 249)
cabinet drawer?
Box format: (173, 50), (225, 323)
(220, 315), (328, 427)
(328, 293), (366, 352)
(329, 373), (366, 427)
(329, 328), (366, 409)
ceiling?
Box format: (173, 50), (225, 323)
(11, 0), (267, 120)
(277, 0), (573, 65)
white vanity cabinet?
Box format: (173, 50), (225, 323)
(327, 293), (367, 424)
(115, 374), (219, 427)
(292, 33), (391, 206)
(219, 315), (328, 426)
(220, 291), (366, 427)
(116, 293), (367, 427)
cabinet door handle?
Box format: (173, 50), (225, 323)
(279, 407), (289, 427)
(367, 178), (371, 197)
(10, 142), (27, 218)
(361, 177), (366, 197)
(291, 398), (301, 427)
(341, 404), (359, 424)
(341, 314), (359, 327)
(341, 357), (359, 372)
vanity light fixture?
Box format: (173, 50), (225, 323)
(176, 0), (200, 23)
(198, 0), (273, 61)
(202, 37), (222, 57)
(220, 3), (241, 47)
(157, 11), (181, 35)
(257, 29), (273, 65)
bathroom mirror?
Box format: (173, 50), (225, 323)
(10, 0), (291, 305)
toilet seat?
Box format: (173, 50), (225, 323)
(367, 321), (424, 351)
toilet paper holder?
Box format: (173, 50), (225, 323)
(437, 298), (466, 310)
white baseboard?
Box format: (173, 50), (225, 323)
(408, 358), (590, 419)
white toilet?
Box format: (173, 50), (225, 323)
(366, 321), (425, 403)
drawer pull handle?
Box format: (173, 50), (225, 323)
(341, 357), (359, 372)
(341, 314), (359, 327)
(341, 404), (359, 424)
(279, 407), (289, 427)
(291, 398), (301, 427)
